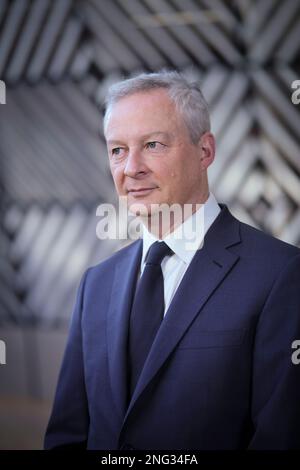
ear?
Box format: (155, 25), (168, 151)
(199, 132), (215, 170)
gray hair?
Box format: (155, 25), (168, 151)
(103, 70), (210, 144)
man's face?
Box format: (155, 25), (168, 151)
(105, 89), (213, 217)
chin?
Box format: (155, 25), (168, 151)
(128, 201), (153, 217)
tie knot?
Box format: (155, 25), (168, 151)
(145, 241), (173, 266)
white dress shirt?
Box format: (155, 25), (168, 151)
(140, 192), (221, 317)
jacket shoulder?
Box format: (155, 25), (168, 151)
(86, 239), (142, 277)
(237, 217), (300, 261)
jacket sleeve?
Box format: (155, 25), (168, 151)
(248, 254), (300, 449)
(44, 269), (90, 449)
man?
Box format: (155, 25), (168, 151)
(44, 71), (300, 450)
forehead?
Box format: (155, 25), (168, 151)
(111, 88), (174, 113)
(105, 89), (183, 139)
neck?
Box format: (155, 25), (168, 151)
(141, 190), (210, 239)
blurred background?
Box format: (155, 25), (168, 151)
(0, 0), (299, 449)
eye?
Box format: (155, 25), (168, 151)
(145, 141), (165, 150)
(111, 147), (122, 156)
(146, 141), (157, 149)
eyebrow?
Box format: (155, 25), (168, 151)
(107, 131), (172, 146)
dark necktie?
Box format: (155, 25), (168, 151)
(128, 241), (173, 400)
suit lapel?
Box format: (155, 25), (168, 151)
(121, 204), (242, 425)
(106, 239), (142, 421)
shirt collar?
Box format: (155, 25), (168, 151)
(141, 192), (221, 267)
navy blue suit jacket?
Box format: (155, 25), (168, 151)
(44, 204), (300, 450)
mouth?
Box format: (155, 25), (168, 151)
(128, 187), (157, 196)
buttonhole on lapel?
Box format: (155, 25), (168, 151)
(213, 259), (223, 268)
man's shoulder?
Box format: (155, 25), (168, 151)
(86, 239), (142, 278)
(213, 203), (300, 262)
(236, 214), (300, 262)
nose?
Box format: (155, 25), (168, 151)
(124, 147), (148, 178)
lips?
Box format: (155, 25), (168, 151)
(129, 187), (156, 192)
(128, 187), (157, 196)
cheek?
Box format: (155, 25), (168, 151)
(111, 163), (122, 179)
(168, 167), (192, 198)
(159, 164), (178, 180)
(162, 173), (182, 199)
(111, 168), (124, 191)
